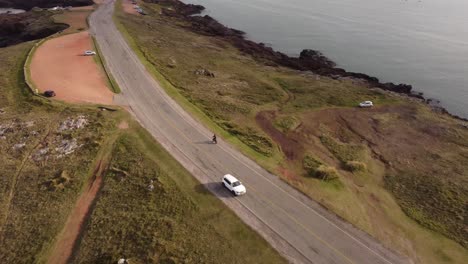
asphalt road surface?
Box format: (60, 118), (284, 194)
(90, 1), (410, 263)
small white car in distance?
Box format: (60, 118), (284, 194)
(84, 50), (96, 56)
(359, 101), (373, 108)
(222, 174), (246, 196)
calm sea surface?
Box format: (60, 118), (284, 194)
(183, 0), (468, 118)
(0, 8), (25, 14)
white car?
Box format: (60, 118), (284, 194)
(359, 101), (373, 108)
(84, 50), (96, 56)
(222, 174), (246, 196)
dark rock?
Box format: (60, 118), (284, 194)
(0, 11), (68, 47)
(145, 0), (204, 16)
(0, 0), (93, 10)
(299, 49), (335, 68)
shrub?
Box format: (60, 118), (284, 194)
(345, 161), (367, 172)
(320, 134), (365, 163)
(303, 154), (322, 177)
(274, 116), (299, 133)
(220, 122), (273, 156)
(315, 165), (339, 181)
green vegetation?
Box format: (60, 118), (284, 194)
(0, 43), (116, 263)
(219, 122), (273, 157)
(274, 115), (300, 133)
(73, 127), (285, 263)
(319, 134), (367, 164)
(91, 36), (122, 94)
(344, 160), (367, 172)
(302, 154), (322, 177)
(385, 171), (468, 248)
(315, 165), (339, 181)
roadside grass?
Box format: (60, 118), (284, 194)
(91, 36), (122, 93)
(72, 122), (286, 264)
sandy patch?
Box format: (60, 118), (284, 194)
(118, 120), (129, 129)
(30, 31), (114, 105)
(123, 0), (139, 15)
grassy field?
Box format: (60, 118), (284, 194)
(72, 123), (285, 264)
(0, 42), (117, 263)
(114, 1), (468, 263)
(0, 25), (284, 264)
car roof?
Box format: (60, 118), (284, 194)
(223, 174), (239, 182)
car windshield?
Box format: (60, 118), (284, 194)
(232, 181), (241, 187)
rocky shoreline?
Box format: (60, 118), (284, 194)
(0, 0), (95, 47)
(148, 0), (467, 122)
(0, 0), (93, 10)
(0, 11), (68, 47)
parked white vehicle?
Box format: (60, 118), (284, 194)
(359, 101), (373, 108)
(84, 50), (96, 56)
(222, 174), (246, 196)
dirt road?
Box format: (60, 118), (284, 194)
(89, 1), (410, 263)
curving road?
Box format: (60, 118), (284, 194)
(90, 1), (409, 263)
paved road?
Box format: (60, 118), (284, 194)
(90, 1), (410, 263)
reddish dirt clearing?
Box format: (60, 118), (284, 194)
(30, 31), (114, 105)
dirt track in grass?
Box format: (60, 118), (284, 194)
(47, 160), (107, 264)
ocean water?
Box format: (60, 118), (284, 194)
(183, 0), (468, 118)
(0, 8), (25, 14)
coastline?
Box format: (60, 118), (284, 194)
(158, 0), (467, 122)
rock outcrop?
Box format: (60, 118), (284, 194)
(153, 0), (421, 97)
(0, 11), (68, 47)
(0, 0), (93, 10)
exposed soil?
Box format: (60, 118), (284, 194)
(122, 0), (138, 15)
(30, 31), (114, 104)
(47, 160), (107, 264)
(255, 111), (302, 160)
(118, 120), (129, 129)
